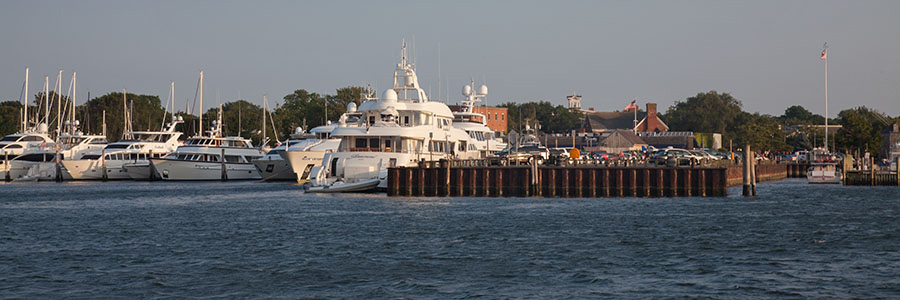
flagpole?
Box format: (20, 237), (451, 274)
(823, 43), (828, 153)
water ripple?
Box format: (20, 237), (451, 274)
(1, 179), (899, 298)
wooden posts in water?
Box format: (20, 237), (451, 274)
(4, 152), (10, 182)
(55, 150), (62, 182)
(742, 144), (757, 197)
(220, 148), (227, 181)
(387, 164), (731, 198)
(101, 149), (108, 181)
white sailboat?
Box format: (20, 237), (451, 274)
(807, 42), (842, 184)
(306, 42), (477, 192)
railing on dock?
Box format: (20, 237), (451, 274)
(844, 170), (900, 186)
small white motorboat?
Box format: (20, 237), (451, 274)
(807, 162), (842, 184)
(306, 178), (381, 193)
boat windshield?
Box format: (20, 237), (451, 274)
(338, 136), (415, 153)
(132, 133), (169, 142)
(0, 136), (20, 142)
(57, 137), (86, 146)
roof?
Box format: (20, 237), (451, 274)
(584, 111), (646, 131)
(600, 130), (646, 147)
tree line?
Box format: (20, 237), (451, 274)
(661, 91), (897, 156)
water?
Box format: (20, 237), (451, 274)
(1, 179), (898, 299)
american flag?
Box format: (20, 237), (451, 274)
(821, 43), (827, 60)
(624, 99), (637, 111)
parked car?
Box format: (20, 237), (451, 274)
(649, 148), (703, 166)
(549, 148), (570, 159)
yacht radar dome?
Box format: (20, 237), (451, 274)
(478, 85), (488, 96)
(462, 85), (472, 96)
(347, 102), (358, 113)
(382, 89), (398, 103)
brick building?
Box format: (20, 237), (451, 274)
(448, 105), (508, 134)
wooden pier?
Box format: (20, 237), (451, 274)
(843, 170), (900, 186)
(387, 160), (789, 198)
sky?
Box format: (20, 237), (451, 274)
(2, 0), (899, 117)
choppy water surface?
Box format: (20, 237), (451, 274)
(1, 179), (898, 299)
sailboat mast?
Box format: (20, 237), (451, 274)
(199, 71), (204, 137)
(262, 95), (267, 147)
(71, 72), (76, 135)
(23, 68), (28, 132)
(122, 88), (128, 139)
(55, 70), (62, 136)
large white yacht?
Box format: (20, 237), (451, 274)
(62, 119), (183, 180)
(255, 124), (339, 181)
(306, 43), (477, 192)
(452, 81), (507, 158)
(0, 128), (55, 159)
(149, 82), (265, 181)
(276, 103), (362, 183)
(149, 124), (264, 180)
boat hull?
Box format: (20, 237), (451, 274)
(1, 160), (39, 181)
(281, 150), (329, 183)
(807, 165), (842, 184)
(252, 158), (295, 181)
(150, 159), (261, 180)
(61, 159), (135, 180)
(123, 162), (156, 180)
(306, 178), (380, 193)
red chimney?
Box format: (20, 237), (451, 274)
(646, 103), (657, 117)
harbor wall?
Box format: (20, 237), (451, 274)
(388, 162), (789, 198)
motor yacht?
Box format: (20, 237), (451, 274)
(149, 88), (264, 181)
(150, 128), (264, 180)
(276, 104), (362, 183)
(306, 43), (477, 192)
(452, 80), (507, 157)
(63, 118), (183, 180)
(806, 148), (842, 184)
(12, 123), (108, 181)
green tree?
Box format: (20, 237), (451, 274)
(665, 90), (743, 135)
(0, 101), (23, 136)
(499, 101), (582, 134)
(834, 106), (886, 156)
(82, 92), (165, 142)
(731, 112), (791, 152)
(780, 105), (825, 125)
